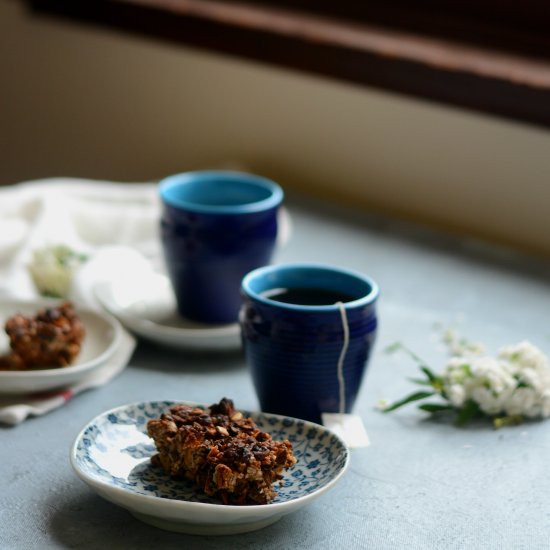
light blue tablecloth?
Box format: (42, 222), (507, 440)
(3, 193), (550, 549)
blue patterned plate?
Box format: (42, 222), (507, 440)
(70, 401), (350, 535)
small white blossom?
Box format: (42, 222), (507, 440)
(541, 391), (550, 418)
(472, 357), (516, 395)
(376, 399), (389, 411)
(498, 341), (549, 371)
(518, 367), (546, 393)
(470, 386), (505, 415)
(444, 357), (472, 383)
(447, 384), (466, 407)
(439, 338), (550, 422)
(503, 387), (536, 417)
(442, 328), (485, 357)
(384, 336), (550, 427)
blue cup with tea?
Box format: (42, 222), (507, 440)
(159, 170), (284, 324)
(240, 263), (379, 423)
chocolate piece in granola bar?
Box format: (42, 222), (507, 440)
(0, 302), (85, 370)
(147, 398), (297, 505)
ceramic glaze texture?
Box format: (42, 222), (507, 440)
(159, 171), (283, 324)
(161, 206), (278, 322)
(240, 264), (379, 423)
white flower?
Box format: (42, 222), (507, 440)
(385, 336), (550, 427)
(470, 386), (504, 415)
(503, 387), (537, 417)
(376, 399), (389, 411)
(498, 341), (549, 372)
(447, 384), (466, 407)
(443, 357), (471, 383)
(541, 391), (550, 418)
(470, 357), (516, 395)
(518, 367), (547, 393)
(440, 340), (550, 420)
(443, 328), (485, 357)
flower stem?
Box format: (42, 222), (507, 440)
(493, 415), (524, 429)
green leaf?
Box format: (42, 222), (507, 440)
(384, 342), (429, 366)
(493, 415), (524, 429)
(420, 366), (441, 384)
(408, 377), (433, 386)
(382, 391), (435, 413)
(418, 403), (455, 413)
(455, 400), (482, 426)
(385, 342), (443, 388)
(402, 347), (426, 365)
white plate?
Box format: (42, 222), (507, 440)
(0, 299), (121, 394)
(71, 401), (349, 535)
(94, 273), (241, 352)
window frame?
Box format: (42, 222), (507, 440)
(27, 0), (550, 128)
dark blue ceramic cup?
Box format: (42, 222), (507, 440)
(159, 171), (284, 324)
(240, 263), (379, 423)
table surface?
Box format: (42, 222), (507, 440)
(2, 193), (550, 550)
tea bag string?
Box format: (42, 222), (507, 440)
(336, 301), (350, 416)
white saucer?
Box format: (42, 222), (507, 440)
(71, 401), (349, 535)
(0, 298), (121, 394)
(93, 273), (241, 352)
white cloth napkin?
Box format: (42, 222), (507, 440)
(0, 178), (162, 425)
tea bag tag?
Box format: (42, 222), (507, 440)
(322, 413), (370, 448)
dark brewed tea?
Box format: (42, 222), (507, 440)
(262, 287), (357, 306)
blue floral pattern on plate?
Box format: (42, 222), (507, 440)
(70, 401), (350, 534)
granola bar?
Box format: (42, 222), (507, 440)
(147, 398), (297, 505)
(0, 302), (85, 370)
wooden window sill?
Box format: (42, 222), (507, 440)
(27, 0), (550, 129)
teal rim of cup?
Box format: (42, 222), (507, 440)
(241, 263), (380, 312)
(159, 170), (284, 214)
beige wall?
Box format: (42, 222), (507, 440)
(2, 1), (550, 256)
